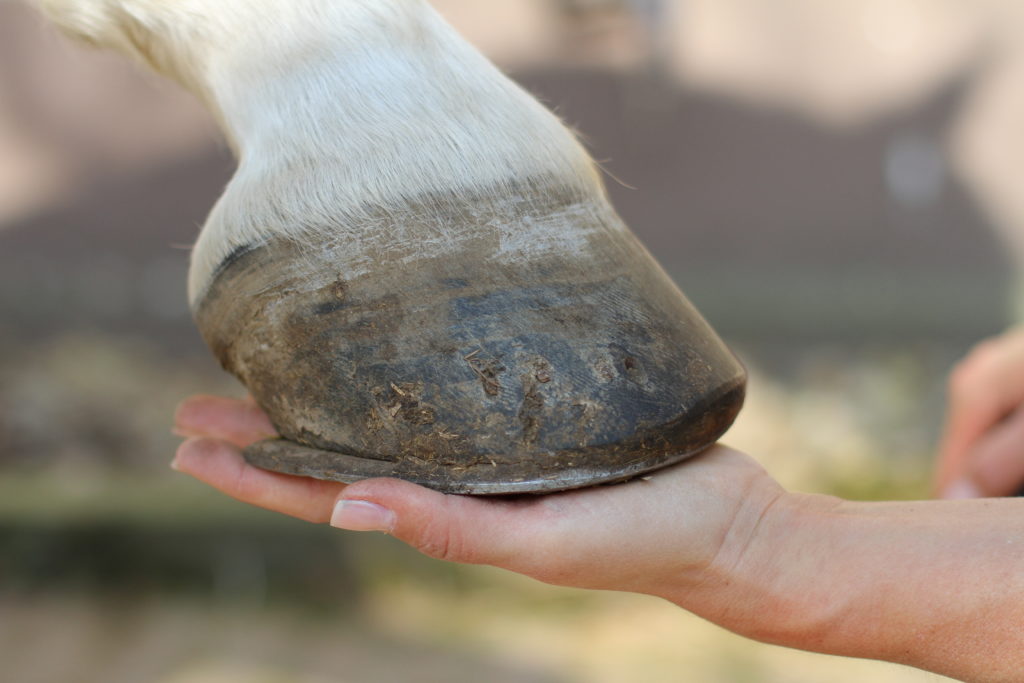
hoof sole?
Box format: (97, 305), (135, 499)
(243, 381), (744, 495)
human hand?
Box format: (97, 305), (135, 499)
(936, 327), (1024, 499)
(171, 394), (785, 602)
(175, 395), (1024, 680)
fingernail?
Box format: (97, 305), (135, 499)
(169, 456), (182, 472)
(330, 500), (395, 533)
(942, 479), (982, 500)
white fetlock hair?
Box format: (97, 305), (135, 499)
(35, 0), (608, 305)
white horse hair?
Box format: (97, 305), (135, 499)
(35, 0), (607, 305)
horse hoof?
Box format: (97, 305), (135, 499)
(193, 188), (745, 494)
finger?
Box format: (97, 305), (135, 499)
(331, 477), (559, 573)
(936, 337), (1024, 492)
(966, 406), (1024, 498)
(172, 437), (344, 522)
(175, 435), (564, 574)
(938, 389), (1012, 490)
(174, 395), (277, 448)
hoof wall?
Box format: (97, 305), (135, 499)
(204, 192), (748, 496)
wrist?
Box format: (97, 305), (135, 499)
(661, 486), (846, 648)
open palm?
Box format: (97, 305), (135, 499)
(172, 394), (781, 596)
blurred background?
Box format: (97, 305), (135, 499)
(1, 0), (1022, 680)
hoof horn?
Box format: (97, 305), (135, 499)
(194, 187), (745, 494)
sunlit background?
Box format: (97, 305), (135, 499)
(2, 0), (1023, 680)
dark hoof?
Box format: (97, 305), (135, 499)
(196, 190), (746, 494)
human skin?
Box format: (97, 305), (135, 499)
(936, 326), (1024, 499)
(174, 394), (1024, 681)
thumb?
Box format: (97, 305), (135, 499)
(329, 478), (555, 570)
(964, 406), (1024, 498)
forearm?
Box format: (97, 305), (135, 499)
(666, 492), (1024, 680)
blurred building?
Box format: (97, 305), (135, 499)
(2, 0), (1021, 349)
